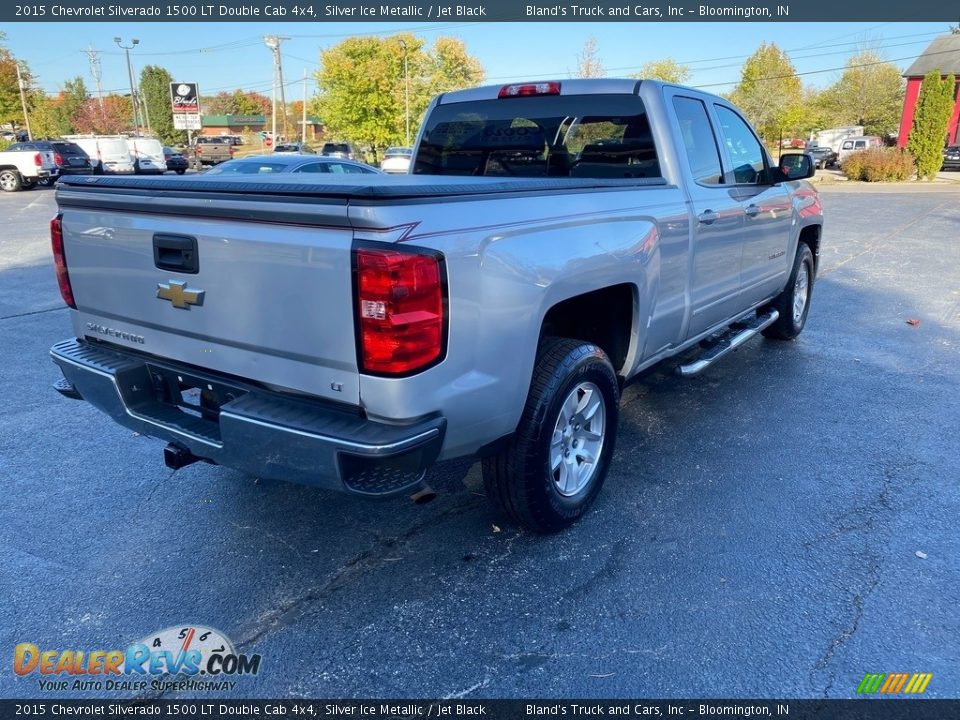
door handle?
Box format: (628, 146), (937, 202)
(744, 204), (761, 218)
(153, 234), (199, 274)
(697, 210), (718, 225)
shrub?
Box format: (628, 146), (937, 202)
(0, 138), (10, 152)
(908, 70), (956, 181)
(841, 148), (914, 182)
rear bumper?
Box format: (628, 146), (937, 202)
(50, 338), (445, 497)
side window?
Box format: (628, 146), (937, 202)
(855, 141), (866, 149)
(672, 96), (723, 185)
(714, 105), (766, 184)
(293, 163), (328, 174)
(841, 141), (853, 150)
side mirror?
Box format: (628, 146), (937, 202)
(777, 153), (815, 181)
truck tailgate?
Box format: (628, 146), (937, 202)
(59, 206), (360, 405)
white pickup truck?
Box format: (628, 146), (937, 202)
(0, 145), (58, 191)
(50, 79), (823, 532)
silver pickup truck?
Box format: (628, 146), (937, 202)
(50, 79), (822, 532)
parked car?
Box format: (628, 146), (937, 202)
(942, 145), (960, 171)
(0, 143), (58, 191)
(203, 155), (381, 176)
(192, 136), (234, 168)
(805, 146), (836, 169)
(50, 79), (821, 532)
(380, 147), (413, 174)
(272, 143), (316, 155)
(320, 142), (357, 160)
(128, 137), (167, 174)
(6, 140), (93, 184)
(163, 146), (189, 175)
(837, 136), (883, 167)
(63, 136), (135, 174)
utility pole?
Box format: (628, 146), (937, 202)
(264, 35), (290, 142)
(15, 61), (32, 141)
(114, 37), (141, 134)
(398, 40), (410, 146)
(86, 46), (104, 108)
(301, 68), (308, 145)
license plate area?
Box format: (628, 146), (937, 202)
(147, 364), (243, 425)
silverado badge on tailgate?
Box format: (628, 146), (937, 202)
(156, 280), (205, 309)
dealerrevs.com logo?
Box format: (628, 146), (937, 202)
(13, 625), (261, 693)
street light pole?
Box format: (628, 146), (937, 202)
(399, 40), (410, 146)
(114, 37), (140, 134)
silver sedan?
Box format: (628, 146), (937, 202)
(202, 155), (383, 176)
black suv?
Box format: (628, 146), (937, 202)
(7, 140), (93, 184)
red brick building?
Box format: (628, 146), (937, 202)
(897, 35), (960, 148)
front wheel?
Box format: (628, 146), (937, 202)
(762, 243), (815, 340)
(175, 169), (186, 175)
(482, 338), (620, 533)
(0, 169), (23, 192)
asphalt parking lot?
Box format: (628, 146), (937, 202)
(1, 184), (958, 700)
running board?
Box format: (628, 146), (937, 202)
(675, 310), (779, 377)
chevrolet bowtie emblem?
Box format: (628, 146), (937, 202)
(156, 280), (205, 309)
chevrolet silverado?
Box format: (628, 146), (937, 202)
(49, 79), (822, 532)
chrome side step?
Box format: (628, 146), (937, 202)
(676, 310), (779, 377)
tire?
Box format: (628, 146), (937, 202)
(762, 243), (815, 340)
(22, 178), (37, 189)
(0, 169), (22, 192)
(482, 338), (620, 533)
(175, 169), (186, 175)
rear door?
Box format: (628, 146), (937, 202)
(667, 91), (745, 338)
(59, 194), (361, 404)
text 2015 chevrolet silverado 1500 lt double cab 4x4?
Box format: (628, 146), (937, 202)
(50, 80), (822, 532)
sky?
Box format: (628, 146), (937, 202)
(3, 21), (952, 99)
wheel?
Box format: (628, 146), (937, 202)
(22, 178), (37, 189)
(762, 243), (815, 340)
(0, 169), (22, 192)
(482, 338), (620, 533)
(176, 169), (185, 175)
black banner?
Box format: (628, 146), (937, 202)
(1, 700), (958, 720)
(2, 0), (957, 23)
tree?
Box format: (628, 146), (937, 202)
(31, 77), (89, 137)
(201, 89), (270, 117)
(819, 51), (904, 136)
(140, 65), (183, 144)
(575, 38), (605, 78)
(729, 43), (805, 146)
(1, 32), (33, 128)
(635, 58), (690, 84)
(73, 95), (133, 135)
(908, 70), (956, 180)
(312, 34), (484, 159)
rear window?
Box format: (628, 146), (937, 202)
(273, 144), (299, 152)
(414, 94), (661, 179)
(196, 137), (224, 144)
(53, 143), (86, 156)
(205, 161), (289, 175)
(322, 143), (351, 153)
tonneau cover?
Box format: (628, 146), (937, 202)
(56, 172), (667, 202)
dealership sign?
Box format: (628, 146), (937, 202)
(170, 82), (201, 130)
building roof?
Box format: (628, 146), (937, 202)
(904, 35), (960, 78)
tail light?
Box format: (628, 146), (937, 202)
(498, 81), (561, 98)
(54, 152), (64, 166)
(50, 215), (75, 309)
(355, 246), (445, 375)
(34, 153), (42, 167)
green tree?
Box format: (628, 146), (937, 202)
(819, 51), (904, 136)
(729, 43), (804, 146)
(635, 58), (690, 84)
(31, 77), (90, 137)
(312, 34), (484, 159)
(140, 65), (184, 144)
(201, 89), (270, 117)
(908, 70), (956, 180)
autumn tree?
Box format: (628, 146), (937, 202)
(312, 34), (484, 159)
(908, 70), (956, 180)
(819, 51), (904, 136)
(729, 42), (805, 146)
(1, 31), (33, 129)
(202, 89), (270, 116)
(636, 58), (690, 84)
(575, 38), (605, 78)
(73, 95), (133, 135)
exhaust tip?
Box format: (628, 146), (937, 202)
(163, 442), (201, 470)
(410, 486), (438, 504)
